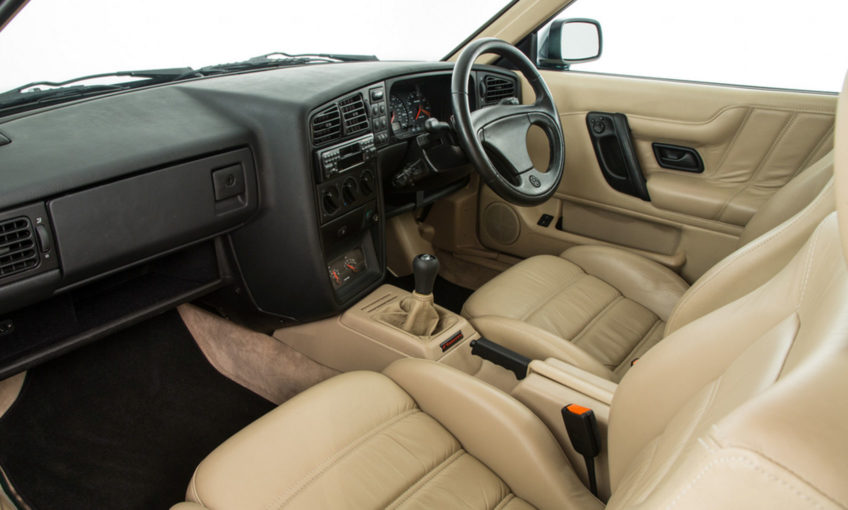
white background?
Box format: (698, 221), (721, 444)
(0, 0), (846, 94)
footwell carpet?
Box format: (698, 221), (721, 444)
(0, 311), (274, 509)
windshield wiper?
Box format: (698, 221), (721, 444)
(0, 67), (198, 112)
(195, 52), (378, 75)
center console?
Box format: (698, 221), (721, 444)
(309, 83), (391, 304)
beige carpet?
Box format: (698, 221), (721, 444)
(0, 373), (24, 421)
(178, 304), (339, 404)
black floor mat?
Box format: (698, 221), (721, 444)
(385, 274), (475, 314)
(0, 311), (274, 510)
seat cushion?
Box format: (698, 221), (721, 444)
(179, 359), (601, 510)
(462, 246), (688, 380)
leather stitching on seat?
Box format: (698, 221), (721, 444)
(525, 275), (618, 341)
(188, 469), (203, 507)
(492, 493), (517, 510)
(625, 379), (721, 506)
(264, 408), (420, 510)
(613, 319), (664, 378)
(518, 264), (585, 322)
(664, 454), (826, 510)
(666, 179), (833, 334)
(569, 295), (624, 348)
(386, 449), (466, 509)
(797, 219), (824, 309)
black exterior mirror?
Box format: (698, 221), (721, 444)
(538, 18), (602, 70)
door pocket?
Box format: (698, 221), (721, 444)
(560, 201), (680, 255)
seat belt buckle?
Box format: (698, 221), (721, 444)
(562, 403), (600, 497)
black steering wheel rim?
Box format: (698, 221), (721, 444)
(451, 38), (565, 206)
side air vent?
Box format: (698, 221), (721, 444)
(339, 94), (369, 136)
(311, 104), (342, 146)
(0, 217), (38, 279)
(481, 75), (516, 105)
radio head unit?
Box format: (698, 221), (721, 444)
(317, 133), (376, 181)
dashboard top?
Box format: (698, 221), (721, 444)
(0, 61), (489, 211)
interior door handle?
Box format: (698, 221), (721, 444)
(652, 143), (704, 173)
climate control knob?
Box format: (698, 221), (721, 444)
(321, 186), (341, 215)
(341, 177), (358, 206)
(359, 170), (375, 196)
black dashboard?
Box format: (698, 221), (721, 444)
(0, 60), (519, 377)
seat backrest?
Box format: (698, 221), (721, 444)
(665, 151), (834, 334)
(739, 151), (834, 246)
(606, 75), (848, 509)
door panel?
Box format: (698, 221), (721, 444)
(478, 71), (835, 282)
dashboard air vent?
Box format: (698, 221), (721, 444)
(0, 217), (38, 279)
(339, 94), (369, 136)
(311, 104), (342, 146)
(482, 75), (516, 105)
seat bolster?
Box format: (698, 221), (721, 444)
(383, 358), (603, 510)
(562, 245), (688, 321)
(186, 371), (416, 510)
(468, 315), (614, 380)
(666, 179), (835, 335)
(170, 504), (208, 510)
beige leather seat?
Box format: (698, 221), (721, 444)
(173, 77), (848, 510)
(463, 151), (834, 381)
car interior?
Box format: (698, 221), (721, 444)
(0, 0), (845, 509)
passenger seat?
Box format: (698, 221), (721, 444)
(462, 150), (834, 381)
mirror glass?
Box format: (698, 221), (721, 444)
(561, 21), (600, 61)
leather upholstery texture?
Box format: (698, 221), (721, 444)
(182, 359), (601, 510)
(464, 152), (834, 379)
(462, 249), (684, 379)
(607, 212), (848, 509)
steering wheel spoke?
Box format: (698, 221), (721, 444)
(451, 38), (565, 206)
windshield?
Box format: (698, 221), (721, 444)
(0, 0), (514, 93)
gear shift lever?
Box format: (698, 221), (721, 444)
(413, 254), (440, 295)
(375, 253), (450, 338)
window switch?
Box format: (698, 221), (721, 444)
(537, 214), (554, 227)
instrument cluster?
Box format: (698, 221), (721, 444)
(389, 85), (433, 138)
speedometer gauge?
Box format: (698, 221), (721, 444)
(390, 86), (432, 138)
(390, 95), (410, 133)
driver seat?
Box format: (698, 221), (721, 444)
(172, 75), (848, 508)
(462, 150), (834, 381)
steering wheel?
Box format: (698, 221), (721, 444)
(451, 38), (565, 206)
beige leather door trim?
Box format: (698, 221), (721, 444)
(485, 71), (837, 280)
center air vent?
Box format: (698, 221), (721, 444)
(311, 104), (342, 146)
(0, 217), (38, 279)
(339, 94), (369, 136)
(481, 75), (516, 105)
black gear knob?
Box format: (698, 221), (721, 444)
(413, 253), (440, 295)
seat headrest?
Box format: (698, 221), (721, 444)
(836, 72), (848, 261)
